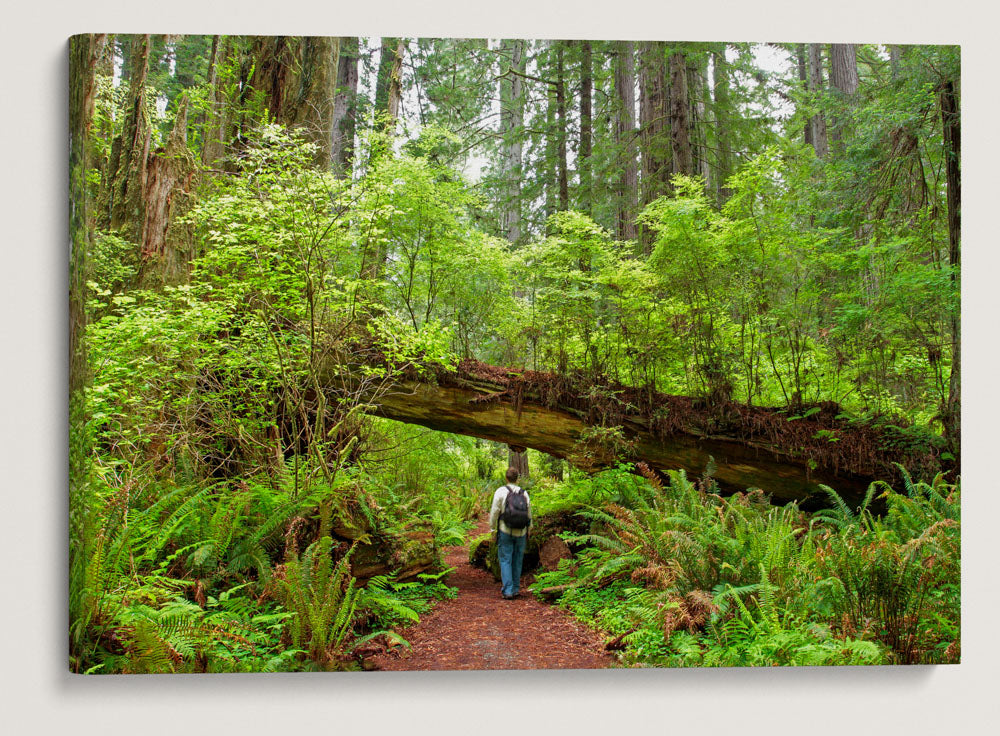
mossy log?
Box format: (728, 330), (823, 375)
(370, 380), (878, 504)
(349, 520), (439, 584)
(321, 355), (949, 505)
(291, 511), (440, 585)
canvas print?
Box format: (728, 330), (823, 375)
(68, 34), (960, 673)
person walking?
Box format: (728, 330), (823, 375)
(489, 466), (532, 600)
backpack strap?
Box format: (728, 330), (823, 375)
(497, 485), (510, 532)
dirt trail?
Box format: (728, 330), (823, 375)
(369, 519), (614, 671)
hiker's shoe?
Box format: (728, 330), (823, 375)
(502, 593), (515, 600)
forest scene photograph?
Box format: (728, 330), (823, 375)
(68, 32), (961, 674)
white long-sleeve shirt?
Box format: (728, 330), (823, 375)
(488, 484), (531, 537)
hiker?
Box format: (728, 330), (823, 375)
(489, 466), (532, 600)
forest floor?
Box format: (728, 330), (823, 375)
(368, 517), (614, 671)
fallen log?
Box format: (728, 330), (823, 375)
(370, 380), (874, 504)
(326, 356), (949, 505)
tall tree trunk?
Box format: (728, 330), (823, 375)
(544, 78), (557, 222)
(689, 54), (711, 190)
(712, 47), (734, 203)
(375, 37), (406, 134)
(332, 36), (359, 177)
(807, 43), (829, 159)
(797, 43), (813, 147)
(829, 43), (859, 144)
(829, 43), (860, 96)
(578, 40), (593, 216)
(108, 34), (152, 235)
(200, 35), (226, 169)
(939, 79), (961, 449)
(889, 44), (903, 81)
(387, 38), (406, 126)
(291, 36), (340, 169)
(638, 41), (669, 251)
(136, 96), (197, 288)
(499, 38), (526, 244)
(614, 41), (638, 242)
(555, 42), (569, 211)
(249, 35), (296, 124)
(668, 50), (693, 176)
(507, 446), (530, 480)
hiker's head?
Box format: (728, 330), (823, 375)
(505, 466), (519, 484)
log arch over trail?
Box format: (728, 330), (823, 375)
(342, 359), (946, 505)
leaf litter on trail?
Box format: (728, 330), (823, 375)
(369, 520), (613, 671)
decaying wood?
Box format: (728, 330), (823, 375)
(369, 379), (870, 503)
(323, 356), (947, 505)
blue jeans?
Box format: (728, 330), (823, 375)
(497, 531), (527, 597)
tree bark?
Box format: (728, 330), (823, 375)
(807, 43), (829, 159)
(291, 36), (340, 169)
(712, 48), (733, 203)
(136, 96), (197, 287)
(499, 38), (526, 244)
(614, 41), (638, 241)
(797, 44), (813, 147)
(361, 375), (879, 505)
(200, 35), (225, 169)
(639, 41), (670, 252)
(248, 35), (296, 124)
(108, 34), (152, 234)
(578, 40), (593, 216)
(889, 44), (903, 81)
(669, 50), (694, 176)
(70, 33), (108, 396)
(939, 79), (961, 449)
(332, 36), (359, 177)
(829, 43), (859, 96)
(507, 446), (530, 479)
(690, 54), (712, 190)
(375, 38), (406, 134)
(829, 43), (859, 144)
(555, 42), (569, 212)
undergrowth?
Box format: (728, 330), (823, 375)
(532, 464), (959, 667)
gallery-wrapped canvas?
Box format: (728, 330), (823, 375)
(68, 34), (960, 674)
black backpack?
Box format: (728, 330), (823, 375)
(500, 486), (531, 530)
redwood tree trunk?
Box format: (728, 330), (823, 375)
(499, 38), (526, 244)
(614, 41), (638, 241)
(940, 79), (961, 449)
(508, 446), (530, 479)
(249, 35), (296, 124)
(639, 41), (670, 251)
(136, 96), (197, 287)
(578, 40), (593, 216)
(555, 42), (569, 211)
(332, 36), (359, 177)
(829, 43), (859, 144)
(797, 44), (813, 147)
(375, 37), (406, 134)
(292, 36), (340, 168)
(807, 43), (829, 159)
(669, 50), (694, 176)
(108, 34), (152, 234)
(712, 47), (733, 203)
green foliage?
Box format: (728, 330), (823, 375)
(532, 466), (958, 667)
(274, 537), (361, 670)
